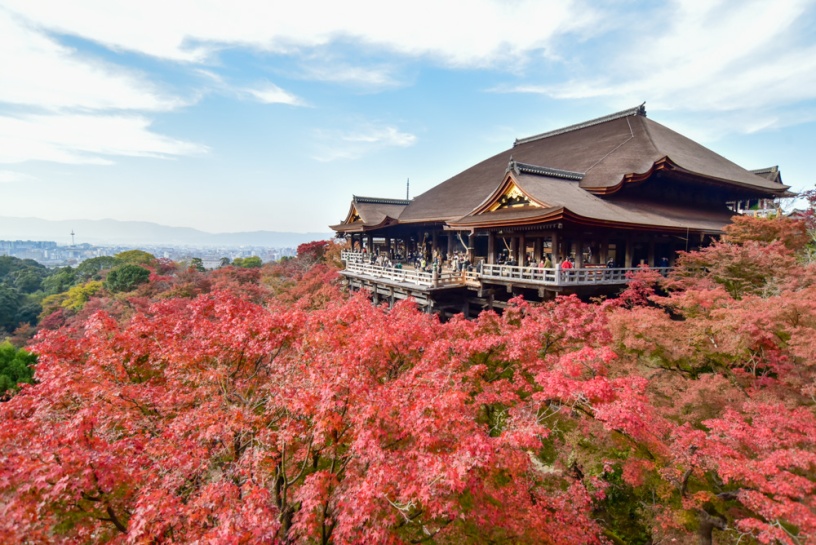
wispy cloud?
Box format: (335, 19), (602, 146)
(312, 125), (416, 162)
(292, 56), (405, 90)
(0, 170), (36, 183)
(244, 82), (305, 106)
(494, 0), (816, 133)
(1, 0), (598, 68)
(0, 11), (185, 112)
(0, 114), (207, 164)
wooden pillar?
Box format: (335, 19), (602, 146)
(487, 231), (496, 264)
(534, 238), (542, 263)
(367, 234), (374, 253)
(625, 237), (633, 268)
(599, 237), (609, 263)
(510, 237), (517, 262)
(648, 241), (656, 267)
(447, 233), (454, 258)
(550, 232), (560, 262)
(385, 236), (392, 256)
(571, 240), (580, 266)
(466, 233), (474, 261)
(518, 233), (526, 265)
(431, 231), (438, 256)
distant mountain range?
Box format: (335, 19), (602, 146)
(0, 216), (333, 248)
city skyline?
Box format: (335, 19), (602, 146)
(2, 0), (815, 233)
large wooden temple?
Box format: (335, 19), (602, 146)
(330, 105), (789, 315)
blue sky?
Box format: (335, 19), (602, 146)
(1, 0), (815, 235)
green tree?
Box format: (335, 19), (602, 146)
(41, 267), (77, 295)
(219, 257), (231, 268)
(115, 250), (157, 267)
(190, 257), (206, 272)
(0, 342), (36, 397)
(9, 269), (46, 294)
(76, 256), (118, 281)
(0, 286), (22, 333)
(232, 256), (262, 268)
(105, 265), (151, 293)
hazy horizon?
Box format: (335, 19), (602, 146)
(2, 1), (815, 233)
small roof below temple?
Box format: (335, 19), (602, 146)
(750, 165), (783, 185)
(330, 195), (411, 233)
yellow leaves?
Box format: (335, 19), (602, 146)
(61, 281), (103, 311)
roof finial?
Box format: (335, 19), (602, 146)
(637, 102), (647, 117)
(506, 156), (518, 174)
(406, 178), (410, 200)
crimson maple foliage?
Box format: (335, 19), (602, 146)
(1, 219), (815, 544)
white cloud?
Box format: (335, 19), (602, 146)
(293, 58), (404, 90)
(0, 113), (207, 164)
(497, 0), (816, 130)
(0, 10), (184, 112)
(0, 170), (36, 183)
(313, 125), (416, 162)
(245, 83), (305, 105)
(1, 0), (597, 68)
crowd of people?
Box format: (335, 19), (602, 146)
(351, 246), (673, 276)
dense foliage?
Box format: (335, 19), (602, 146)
(0, 342), (36, 397)
(0, 220), (815, 544)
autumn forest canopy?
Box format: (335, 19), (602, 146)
(1, 216), (816, 544)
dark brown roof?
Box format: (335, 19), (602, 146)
(330, 195), (410, 232)
(449, 171), (734, 233)
(750, 166), (783, 184)
(397, 106), (788, 224)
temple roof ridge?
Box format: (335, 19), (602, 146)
(353, 195), (412, 205)
(507, 158), (584, 181)
(748, 165), (783, 184)
(514, 103), (646, 147)
(749, 165), (779, 175)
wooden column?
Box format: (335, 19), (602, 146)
(600, 237), (609, 263)
(625, 237), (634, 268)
(487, 231), (496, 264)
(550, 232), (560, 262)
(447, 233), (454, 258)
(518, 233), (526, 265)
(534, 238), (542, 263)
(431, 231), (438, 256)
(466, 233), (474, 261)
(510, 237), (517, 262)
(571, 240), (580, 266)
(648, 241), (656, 267)
(367, 234), (374, 253)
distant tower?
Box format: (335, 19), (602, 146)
(70, 229), (75, 246)
(406, 178), (410, 200)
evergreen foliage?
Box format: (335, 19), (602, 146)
(104, 264), (151, 293)
(0, 341), (36, 396)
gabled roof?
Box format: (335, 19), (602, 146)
(448, 166), (734, 233)
(750, 165), (783, 185)
(396, 105), (789, 224)
(330, 195), (410, 232)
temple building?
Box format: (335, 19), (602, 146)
(331, 105), (789, 315)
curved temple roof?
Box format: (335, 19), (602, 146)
(332, 105), (789, 232)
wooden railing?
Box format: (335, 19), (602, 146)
(341, 255), (465, 288)
(341, 251), (669, 288)
(478, 263), (654, 286)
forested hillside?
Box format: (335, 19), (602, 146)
(0, 217), (815, 544)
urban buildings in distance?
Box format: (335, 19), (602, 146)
(0, 240), (297, 268)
